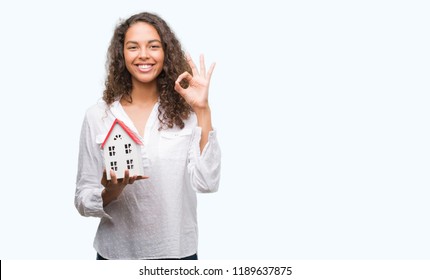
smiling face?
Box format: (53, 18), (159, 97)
(124, 21), (165, 86)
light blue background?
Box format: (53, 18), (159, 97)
(0, 0), (429, 259)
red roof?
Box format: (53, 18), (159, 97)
(101, 118), (143, 148)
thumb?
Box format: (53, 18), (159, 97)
(101, 169), (108, 187)
(175, 72), (193, 93)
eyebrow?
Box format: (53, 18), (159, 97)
(125, 39), (162, 45)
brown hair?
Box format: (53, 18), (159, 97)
(103, 12), (192, 129)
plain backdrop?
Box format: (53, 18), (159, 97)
(0, 0), (429, 259)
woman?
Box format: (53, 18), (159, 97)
(75, 12), (221, 260)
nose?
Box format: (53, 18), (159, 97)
(138, 48), (149, 59)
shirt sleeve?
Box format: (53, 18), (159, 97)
(75, 114), (111, 219)
(187, 127), (221, 193)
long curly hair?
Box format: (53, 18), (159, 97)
(103, 12), (192, 129)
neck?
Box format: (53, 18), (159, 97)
(127, 80), (159, 105)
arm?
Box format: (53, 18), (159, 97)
(195, 107), (213, 152)
(174, 54), (221, 192)
(187, 126), (221, 193)
(175, 54), (216, 153)
(75, 114), (148, 213)
(75, 116), (110, 218)
(101, 169), (147, 207)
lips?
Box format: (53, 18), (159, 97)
(136, 64), (153, 72)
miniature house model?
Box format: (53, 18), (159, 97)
(101, 119), (144, 180)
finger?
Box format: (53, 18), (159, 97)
(130, 174), (142, 184)
(186, 53), (199, 76)
(176, 71), (193, 84)
(175, 72), (193, 94)
(123, 169), (130, 185)
(110, 169), (118, 184)
(129, 175), (149, 184)
(199, 54), (206, 78)
(101, 169), (108, 187)
(206, 62), (216, 82)
(174, 82), (183, 95)
(128, 175), (135, 185)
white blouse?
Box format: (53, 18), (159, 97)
(75, 100), (221, 259)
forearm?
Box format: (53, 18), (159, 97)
(101, 188), (122, 207)
(75, 184), (110, 218)
(195, 106), (213, 153)
(187, 128), (221, 193)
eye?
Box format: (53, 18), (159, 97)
(149, 45), (161, 49)
(127, 46), (138, 50)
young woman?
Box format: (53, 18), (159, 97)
(75, 12), (221, 260)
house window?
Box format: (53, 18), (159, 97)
(125, 143), (132, 154)
(108, 146), (116, 156)
(110, 161), (118, 171)
(127, 159), (134, 170)
(114, 134), (122, 140)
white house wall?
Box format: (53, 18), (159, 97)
(103, 124), (144, 180)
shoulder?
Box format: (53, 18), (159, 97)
(84, 99), (110, 121)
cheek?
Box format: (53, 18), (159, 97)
(157, 51), (165, 64)
(157, 54), (165, 69)
(123, 53), (136, 73)
(124, 52), (135, 64)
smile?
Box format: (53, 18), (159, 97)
(136, 64), (154, 72)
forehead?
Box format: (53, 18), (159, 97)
(125, 21), (161, 41)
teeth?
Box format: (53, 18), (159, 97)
(138, 65), (151, 69)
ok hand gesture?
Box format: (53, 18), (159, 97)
(174, 54), (215, 111)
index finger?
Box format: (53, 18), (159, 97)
(186, 53), (199, 76)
